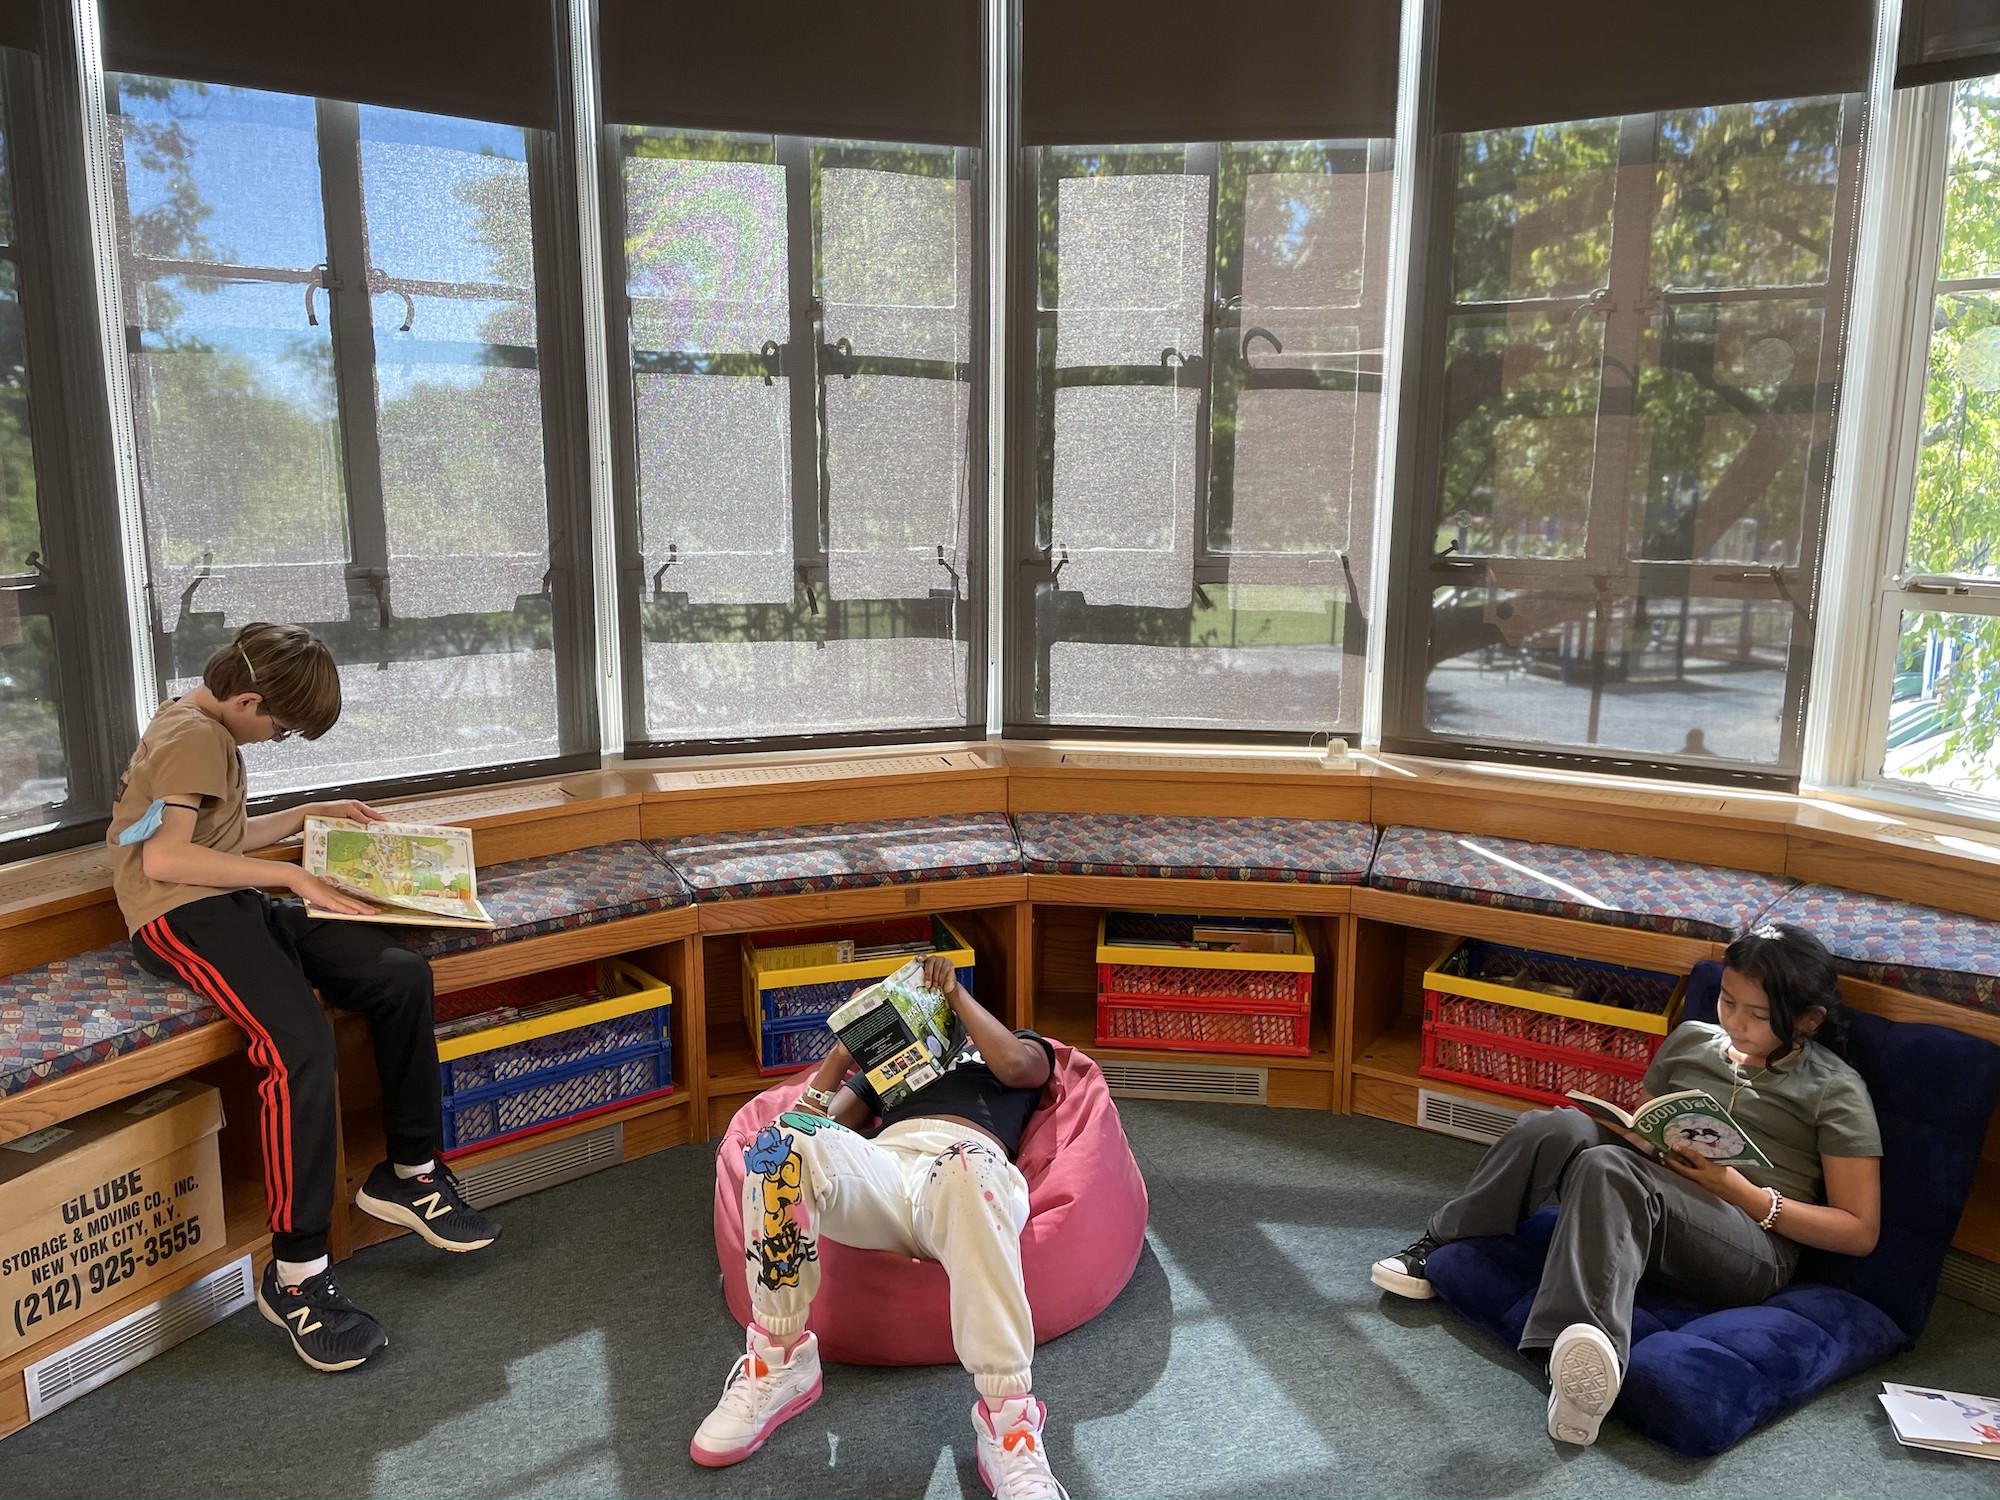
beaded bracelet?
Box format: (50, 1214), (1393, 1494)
(1757, 1186), (1784, 1230)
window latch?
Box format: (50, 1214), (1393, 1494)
(760, 340), (783, 386)
(1903, 574), (1976, 597)
(365, 267), (416, 333)
(305, 264), (335, 327)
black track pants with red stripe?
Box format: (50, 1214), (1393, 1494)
(132, 889), (442, 1262)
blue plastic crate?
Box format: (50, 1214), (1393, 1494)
(436, 958), (673, 1099)
(441, 1039), (673, 1153)
(755, 969), (975, 1074)
(440, 1002), (671, 1097)
(743, 916), (976, 1076)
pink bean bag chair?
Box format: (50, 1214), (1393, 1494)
(712, 1040), (1148, 1365)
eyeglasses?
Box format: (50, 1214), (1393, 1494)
(258, 707), (298, 743)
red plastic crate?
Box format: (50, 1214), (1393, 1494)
(1421, 1007), (1654, 1110)
(1096, 992), (1311, 1057)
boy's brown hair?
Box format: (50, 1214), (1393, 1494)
(201, 622), (343, 739)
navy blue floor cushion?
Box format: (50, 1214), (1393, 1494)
(1424, 961), (2000, 1456)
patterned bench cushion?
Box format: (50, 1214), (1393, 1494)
(1368, 824), (1793, 940)
(651, 815), (1023, 902)
(1013, 812), (1378, 884)
(409, 841), (692, 958)
(0, 946), (220, 1098)
(1762, 885), (2000, 1015)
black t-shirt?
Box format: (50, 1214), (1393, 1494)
(849, 1028), (1056, 1161)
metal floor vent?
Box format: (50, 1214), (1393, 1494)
(454, 1122), (624, 1209)
(1098, 1059), (1267, 1104)
(26, 1253), (254, 1422)
(1417, 1088), (1525, 1145)
(1940, 1247), (2000, 1316)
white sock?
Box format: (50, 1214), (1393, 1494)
(275, 1255), (328, 1285)
(394, 1159), (435, 1180)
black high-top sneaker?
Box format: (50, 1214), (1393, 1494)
(1370, 1231), (1442, 1299)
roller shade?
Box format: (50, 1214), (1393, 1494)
(600, 0), (981, 145)
(98, 0), (562, 131)
(1022, 0), (1401, 145)
(1435, 0), (1873, 133)
(0, 0), (40, 54)
(1897, 0), (2000, 88)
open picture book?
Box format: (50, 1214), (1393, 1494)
(826, 958), (955, 1110)
(1565, 1088), (1774, 1169)
(300, 816), (494, 928)
(1877, 1383), (2000, 1461)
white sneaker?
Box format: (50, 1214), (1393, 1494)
(972, 1395), (1069, 1500)
(689, 1327), (822, 1468)
(1546, 1322), (1622, 1446)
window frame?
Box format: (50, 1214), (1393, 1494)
(1851, 73), (2000, 816)
(1382, 95), (1867, 788)
(601, 122), (990, 758)
(0, 37), (139, 859)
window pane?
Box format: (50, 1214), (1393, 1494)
(0, 610), (64, 826)
(1939, 76), (2000, 284)
(1630, 298), (1828, 564)
(1423, 583), (1795, 764)
(115, 77), (570, 792)
(1911, 76), (2000, 580)
(0, 104), (13, 245)
(0, 259), (40, 573)
(622, 130), (977, 745)
(821, 151), (973, 603)
(1881, 609), (2000, 796)
(626, 146), (793, 607)
(1652, 101), (1842, 290)
(1027, 140), (1385, 733)
(1452, 120), (1618, 304)
(1437, 310), (1604, 559)
(1912, 290), (2000, 578)
(1411, 96), (1857, 776)
(1041, 581), (1347, 731)
(114, 80), (350, 626)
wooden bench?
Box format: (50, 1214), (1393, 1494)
(2, 745), (1997, 1441)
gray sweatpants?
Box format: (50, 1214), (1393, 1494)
(1427, 1108), (1797, 1365)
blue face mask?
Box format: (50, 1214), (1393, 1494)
(117, 799), (168, 845)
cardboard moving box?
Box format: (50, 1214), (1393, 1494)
(0, 1083), (226, 1359)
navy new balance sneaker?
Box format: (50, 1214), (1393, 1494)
(257, 1262), (388, 1372)
(353, 1160), (500, 1252)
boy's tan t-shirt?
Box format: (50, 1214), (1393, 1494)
(107, 698), (248, 934)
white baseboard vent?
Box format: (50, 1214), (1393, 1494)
(26, 1253), (254, 1423)
(1098, 1059), (1267, 1104)
(1417, 1088), (1526, 1145)
(1940, 1248), (2000, 1316)
(454, 1123), (624, 1208)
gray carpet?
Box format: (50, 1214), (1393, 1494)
(6, 1101), (1998, 1499)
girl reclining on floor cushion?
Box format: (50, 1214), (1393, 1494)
(1371, 922), (1882, 1446)
(693, 954), (1069, 1500)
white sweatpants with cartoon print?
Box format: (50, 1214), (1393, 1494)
(740, 1112), (1035, 1398)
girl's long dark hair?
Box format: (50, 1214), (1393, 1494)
(1723, 922), (1847, 1063)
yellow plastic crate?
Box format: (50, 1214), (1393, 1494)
(1422, 937), (1683, 1036)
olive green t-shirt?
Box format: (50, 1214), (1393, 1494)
(1642, 1020), (1881, 1207)
(107, 698), (248, 934)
